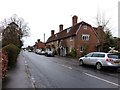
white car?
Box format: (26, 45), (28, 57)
(45, 50), (54, 57)
(40, 51), (46, 55)
(35, 49), (41, 54)
(79, 52), (120, 70)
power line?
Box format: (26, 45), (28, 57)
(104, 5), (118, 12)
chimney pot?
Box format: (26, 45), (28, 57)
(98, 26), (103, 30)
(72, 15), (78, 26)
(37, 39), (40, 42)
(59, 24), (63, 32)
(51, 30), (55, 36)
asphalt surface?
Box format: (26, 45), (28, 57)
(2, 50), (120, 89)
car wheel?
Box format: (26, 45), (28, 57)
(79, 60), (83, 66)
(96, 63), (102, 70)
(45, 53), (47, 56)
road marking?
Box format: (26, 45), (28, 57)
(24, 60), (36, 89)
(61, 64), (72, 70)
(84, 72), (120, 87)
(31, 76), (36, 83)
(25, 60), (28, 66)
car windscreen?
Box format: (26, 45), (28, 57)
(108, 54), (120, 59)
(86, 53), (93, 57)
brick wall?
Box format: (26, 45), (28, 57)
(75, 25), (99, 57)
(66, 36), (75, 53)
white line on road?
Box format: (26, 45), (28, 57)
(84, 72), (120, 87)
(61, 64), (72, 70)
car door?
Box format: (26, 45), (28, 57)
(90, 53), (99, 65)
(83, 53), (93, 65)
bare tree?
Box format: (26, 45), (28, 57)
(0, 18), (8, 29)
(1, 14), (30, 38)
(95, 10), (116, 52)
(1, 14), (30, 48)
(9, 14), (30, 38)
(96, 10), (112, 31)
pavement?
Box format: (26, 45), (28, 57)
(2, 51), (33, 88)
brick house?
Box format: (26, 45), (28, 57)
(34, 39), (45, 50)
(46, 15), (105, 57)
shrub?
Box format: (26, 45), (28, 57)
(69, 48), (77, 57)
(2, 44), (20, 69)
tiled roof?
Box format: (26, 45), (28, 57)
(46, 21), (91, 43)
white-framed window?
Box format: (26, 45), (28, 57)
(51, 42), (54, 44)
(69, 46), (73, 52)
(82, 34), (90, 41)
(80, 46), (84, 52)
(55, 34), (57, 37)
(70, 37), (74, 41)
(83, 25), (87, 29)
(57, 41), (58, 45)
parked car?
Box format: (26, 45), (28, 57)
(35, 49), (45, 55)
(28, 49), (32, 52)
(45, 50), (54, 57)
(79, 52), (120, 70)
(40, 50), (46, 55)
(35, 49), (42, 54)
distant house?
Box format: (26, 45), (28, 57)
(34, 39), (45, 49)
(34, 39), (45, 50)
(93, 26), (105, 51)
(46, 15), (105, 57)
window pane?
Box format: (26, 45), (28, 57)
(92, 54), (99, 57)
(82, 34), (90, 41)
(83, 25), (87, 29)
(108, 54), (120, 59)
(80, 46), (84, 51)
(99, 54), (105, 57)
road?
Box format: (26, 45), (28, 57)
(3, 50), (120, 88)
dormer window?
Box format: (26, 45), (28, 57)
(83, 25), (87, 29)
(67, 28), (70, 33)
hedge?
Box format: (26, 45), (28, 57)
(69, 48), (77, 57)
(2, 44), (20, 69)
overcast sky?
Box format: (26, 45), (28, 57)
(0, 0), (119, 47)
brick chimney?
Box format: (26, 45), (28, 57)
(37, 39), (40, 43)
(98, 26), (103, 30)
(51, 30), (55, 36)
(59, 24), (63, 32)
(72, 15), (78, 26)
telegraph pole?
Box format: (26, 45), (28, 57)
(44, 33), (45, 43)
(118, 1), (120, 52)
